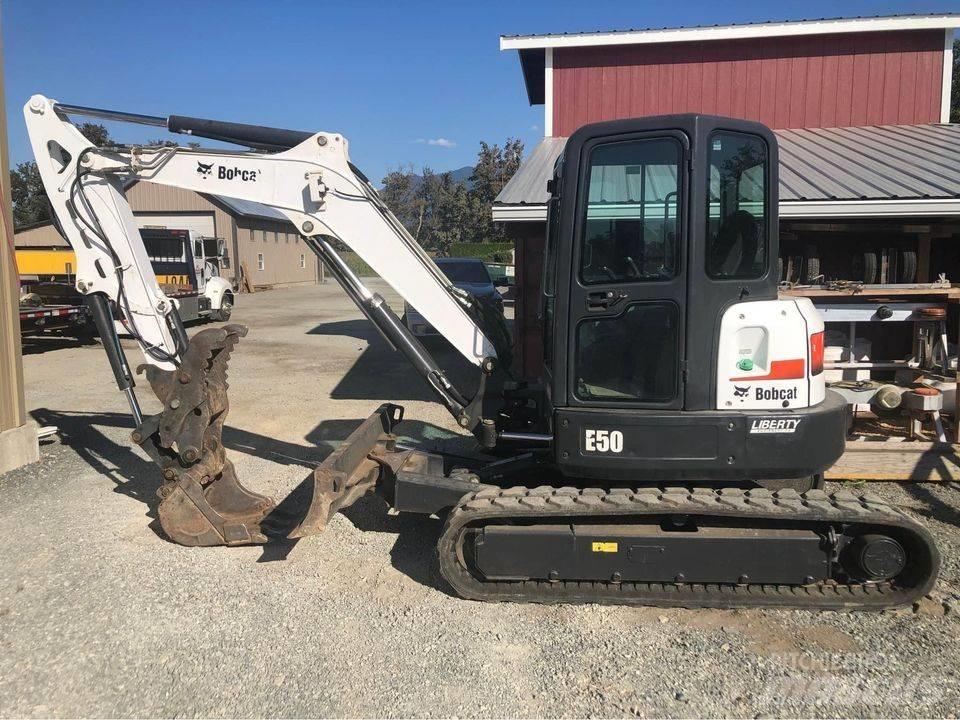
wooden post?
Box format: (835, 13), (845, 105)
(0, 13), (39, 473)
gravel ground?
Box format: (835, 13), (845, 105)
(2, 280), (960, 718)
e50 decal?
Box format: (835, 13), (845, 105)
(584, 429), (624, 453)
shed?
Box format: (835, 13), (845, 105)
(14, 183), (324, 290)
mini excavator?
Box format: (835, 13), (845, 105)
(24, 94), (940, 608)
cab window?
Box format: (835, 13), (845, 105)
(706, 132), (768, 279)
(580, 138), (680, 285)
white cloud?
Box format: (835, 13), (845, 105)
(415, 137), (457, 148)
(530, 124), (539, 131)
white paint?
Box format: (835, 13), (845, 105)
(715, 298), (824, 410)
(500, 15), (960, 50)
(544, 48), (554, 137)
(492, 204), (549, 221)
(24, 95), (178, 368)
(942, 29), (955, 123)
(780, 198), (960, 218)
(584, 429), (623, 453)
(25, 94), (497, 370)
(494, 197), (960, 223)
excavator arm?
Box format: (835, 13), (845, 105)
(24, 96), (506, 406)
(24, 95), (509, 544)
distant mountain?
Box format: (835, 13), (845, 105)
(448, 166), (474, 186)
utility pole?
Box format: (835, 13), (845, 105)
(0, 10), (39, 474)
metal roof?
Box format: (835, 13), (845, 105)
(210, 194), (290, 222)
(493, 123), (960, 219)
(120, 178), (293, 223)
(501, 13), (960, 46)
(495, 137), (566, 207)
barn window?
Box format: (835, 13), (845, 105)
(300, 254), (306, 269)
(257, 253), (264, 271)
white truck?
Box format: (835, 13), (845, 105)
(139, 227), (234, 322)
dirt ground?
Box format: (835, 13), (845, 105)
(2, 280), (960, 718)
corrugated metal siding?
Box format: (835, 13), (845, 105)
(125, 181), (315, 288)
(125, 182), (234, 244)
(236, 219), (318, 287)
(496, 137), (566, 207)
(553, 30), (946, 136)
(494, 123), (960, 207)
(13, 224), (68, 248)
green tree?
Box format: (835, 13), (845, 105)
(952, 38), (959, 123)
(9, 160), (49, 227)
(377, 138), (524, 253)
(420, 171), (471, 254)
(380, 164), (421, 239)
(76, 122), (112, 147)
(466, 138), (523, 244)
(10, 122), (112, 228)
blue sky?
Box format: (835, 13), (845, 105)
(4, 0), (957, 183)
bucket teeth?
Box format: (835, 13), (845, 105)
(136, 324), (274, 546)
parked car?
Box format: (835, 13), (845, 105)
(404, 257), (505, 337)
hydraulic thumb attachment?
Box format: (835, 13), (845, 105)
(134, 324), (275, 546)
(132, 324), (409, 546)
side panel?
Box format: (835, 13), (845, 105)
(715, 299), (812, 410)
(553, 391), (847, 482)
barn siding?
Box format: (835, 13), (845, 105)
(125, 182), (316, 289)
(553, 29), (946, 135)
(235, 219), (318, 288)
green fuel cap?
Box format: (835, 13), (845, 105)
(737, 358), (754, 372)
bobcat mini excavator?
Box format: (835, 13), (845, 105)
(24, 94), (939, 609)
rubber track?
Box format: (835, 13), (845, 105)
(437, 486), (940, 609)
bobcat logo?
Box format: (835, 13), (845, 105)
(197, 161), (214, 178)
(733, 385), (750, 398)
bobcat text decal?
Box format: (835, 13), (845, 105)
(196, 161), (260, 182)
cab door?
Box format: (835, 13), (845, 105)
(567, 131), (688, 411)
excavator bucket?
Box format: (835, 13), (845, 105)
(134, 325), (405, 546)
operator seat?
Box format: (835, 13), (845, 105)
(710, 209), (759, 277)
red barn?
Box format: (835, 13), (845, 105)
(495, 14), (960, 379)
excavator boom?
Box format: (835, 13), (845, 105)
(25, 94), (508, 544)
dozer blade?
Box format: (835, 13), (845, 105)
(135, 324), (275, 546)
(134, 325), (407, 546)
(287, 403), (407, 538)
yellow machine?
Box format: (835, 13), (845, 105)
(14, 248), (77, 282)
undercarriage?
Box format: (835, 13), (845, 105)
(134, 328), (939, 610)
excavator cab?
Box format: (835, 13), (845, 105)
(539, 116), (847, 485)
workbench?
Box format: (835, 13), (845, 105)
(780, 284), (960, 481)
